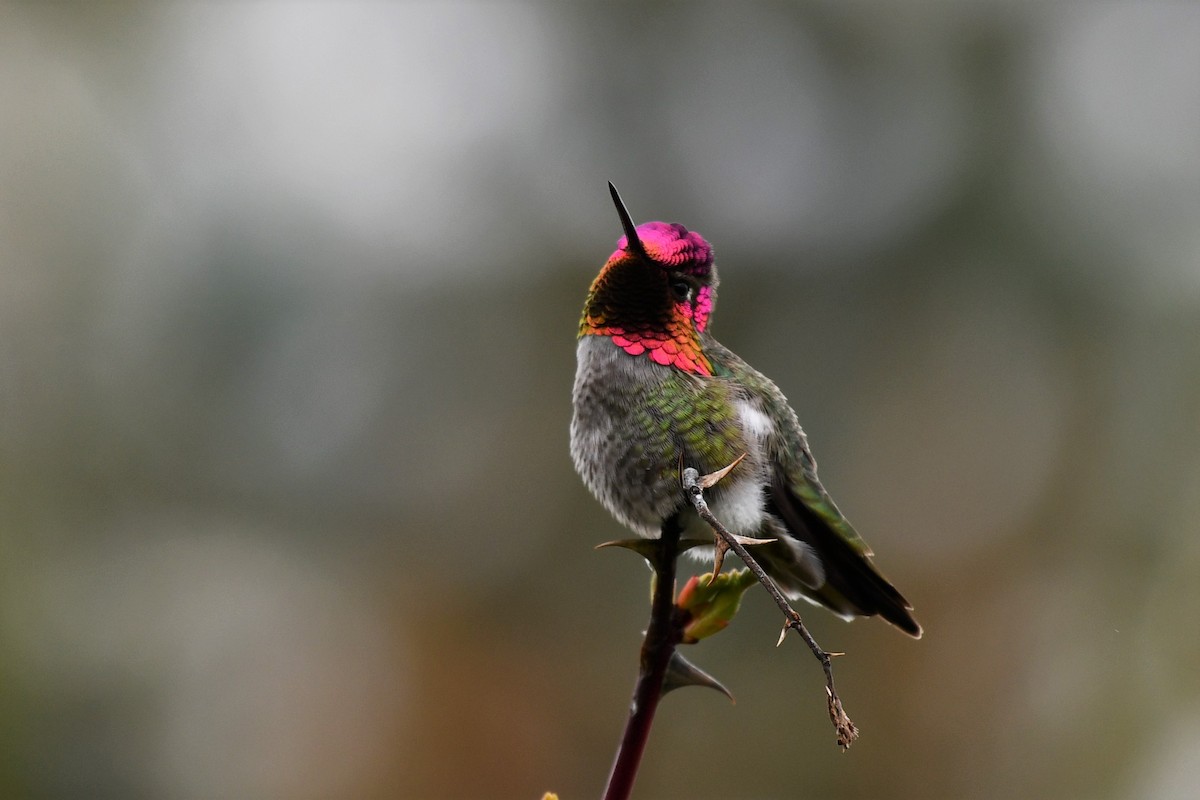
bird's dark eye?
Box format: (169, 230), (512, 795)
(669, 279), (692, 302)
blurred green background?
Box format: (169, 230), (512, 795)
(3, 2), (1200, 799)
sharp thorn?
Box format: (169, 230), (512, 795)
(662, 650), (735, 702)
(708, 538), (730, 582)
(697, 453), (747, 489)
(729, 534), (776, 546)
(596, 537), (715, 561)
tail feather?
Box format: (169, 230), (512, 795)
(767, 473), (922, 638)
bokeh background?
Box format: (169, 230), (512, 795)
(3, 2), (1200, 798)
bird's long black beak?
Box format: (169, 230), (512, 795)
(608, 182), (644, 256)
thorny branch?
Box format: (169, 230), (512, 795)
(601, 514), (684, 800)
(682, 465), (860, 749)
(599, 460), (860, 800)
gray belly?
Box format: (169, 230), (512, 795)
(570, 337), (677, 535)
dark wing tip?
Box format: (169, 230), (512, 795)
(768, 471), (924, 639)
(890, 607), (923, 639)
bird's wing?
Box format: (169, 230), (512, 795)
(708, 340), (921, 637)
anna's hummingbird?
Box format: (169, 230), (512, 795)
(570, 184), (921, 638)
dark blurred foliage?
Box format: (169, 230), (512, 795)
(3, 3), (1200, 799)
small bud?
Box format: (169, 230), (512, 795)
(676, 568), (756, 643)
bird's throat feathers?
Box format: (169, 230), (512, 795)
(579, 253), (715, 377)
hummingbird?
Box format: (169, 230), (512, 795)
(570, 184), (921, 638)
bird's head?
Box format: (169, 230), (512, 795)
(579, 184), (718, 376)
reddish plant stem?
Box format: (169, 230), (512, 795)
(602, 514), (684, 800)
